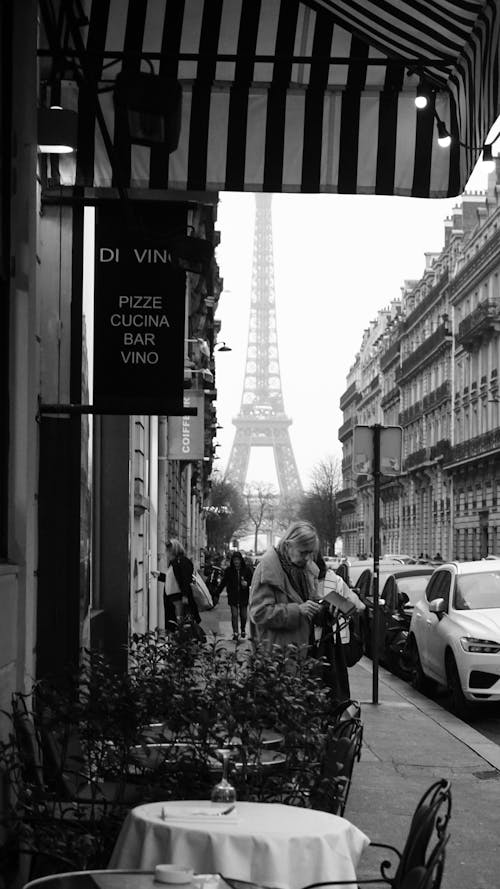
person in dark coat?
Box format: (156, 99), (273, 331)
(215, 550), (253, 641)
(154, 538), (202, 632)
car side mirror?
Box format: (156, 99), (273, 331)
(429, 597), (446, 617)
(398, 592), (410, 608)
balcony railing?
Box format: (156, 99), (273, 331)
(422, 380), (451, 412)
(399, 399), (423, 426)
(399, 323), (451, 381)
(445, 428), (500, 466)
(340, 381), (360, 410)
(337, 487), (356, 505)
(404, 447), (431, 471)
(381, 385), (400, 409)
(430, 438), (451, 461)
(338, 416), (354, 440)
(380, 340), (400, 372)
(456, 299), (500, 351)
(402, 271), (449, 332)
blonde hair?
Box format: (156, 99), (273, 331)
(277, 521), (319, 556)
(166, 538), (185, 558)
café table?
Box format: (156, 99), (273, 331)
(108, 800), (370, 889)
(22, 871), (243, 889)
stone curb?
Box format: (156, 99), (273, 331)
(354, 657), (500, 771)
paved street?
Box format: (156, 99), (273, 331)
(201, 594), (500, 889)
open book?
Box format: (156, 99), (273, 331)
(321, 589), (357, 618)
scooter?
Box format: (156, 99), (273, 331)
(384, 592), (412, 675)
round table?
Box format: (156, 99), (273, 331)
(108, 800), (370, 889)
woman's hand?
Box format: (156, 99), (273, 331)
(299, 600), (321, 620)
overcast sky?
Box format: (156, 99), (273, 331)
(213, 158), (492, 492)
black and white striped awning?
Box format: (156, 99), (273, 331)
(40, 0), (500, 198)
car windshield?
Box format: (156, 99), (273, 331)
(454, 571), (500, 610)
(396, 575), (430, 605)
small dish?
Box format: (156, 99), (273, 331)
(155, 864), (194, 884)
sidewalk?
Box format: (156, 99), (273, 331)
(347, 658), (500, 889)
(201, 600), (500, 888)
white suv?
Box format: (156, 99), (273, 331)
(407, 560), (500, 716)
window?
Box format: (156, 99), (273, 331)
(427, 571), (451, 608)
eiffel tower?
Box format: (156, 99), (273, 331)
(224, 194), (302, 499)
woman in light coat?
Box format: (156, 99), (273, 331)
(249, 521), (321, 656)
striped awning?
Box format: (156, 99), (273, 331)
(39, 0), (500, 198)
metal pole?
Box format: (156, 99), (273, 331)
(372, 423), (381, 704)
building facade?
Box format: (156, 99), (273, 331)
(0, 2), (224, 714)
(339, 166), (500, 561)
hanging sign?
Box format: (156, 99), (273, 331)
(168, 392), (205, 460)
(93, 207), (187, 415)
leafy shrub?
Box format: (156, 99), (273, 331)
(1, 626), (341, 878)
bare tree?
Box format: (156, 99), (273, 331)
(243, 482), (278, 552)
(300, 455), (342, 554)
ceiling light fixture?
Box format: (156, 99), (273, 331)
(37, 105), (78, 154)
(415, 80), (430, 110)
(436, 118), (451, 148)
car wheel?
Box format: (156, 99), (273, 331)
(408, 637), (431, 693)
(445, 653), (469, 719)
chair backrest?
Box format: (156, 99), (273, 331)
(313, 718), (363, 816)
(399, 834), (449, 889)
(331, 699), (361, 723)
(395, 780), (451, 884)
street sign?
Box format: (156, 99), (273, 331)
(168, 392), (205, 460)
(353, 424), (402, 476)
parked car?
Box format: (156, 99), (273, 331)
(361, 566), (434, 669)
(407, 560), (500, 716)
(348, 559), (404, 593)
(383, 553), (416, 564)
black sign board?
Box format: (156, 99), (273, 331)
(93, 206), (187, 415)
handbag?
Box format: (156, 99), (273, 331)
(165, 564), (181, 597)
(191, 570), (213, 612)
(343, 613), (363, 667)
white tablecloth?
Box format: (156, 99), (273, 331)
(109, 801), (370, 889)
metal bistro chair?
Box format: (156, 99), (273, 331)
(331, 699), (362, 723)
(310, 717), (363, 817)
(301, 778), (452, 889)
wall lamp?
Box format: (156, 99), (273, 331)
(216, 341), (232, 352)
(37, 105), (78, 154)
(113, 70), (182, 150)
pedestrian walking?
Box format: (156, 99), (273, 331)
(215, 550), (253, 640)
(153, 539), (204, 639)
(248, 520), (321, 656)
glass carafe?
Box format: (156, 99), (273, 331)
(210, 748), (237, 804)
